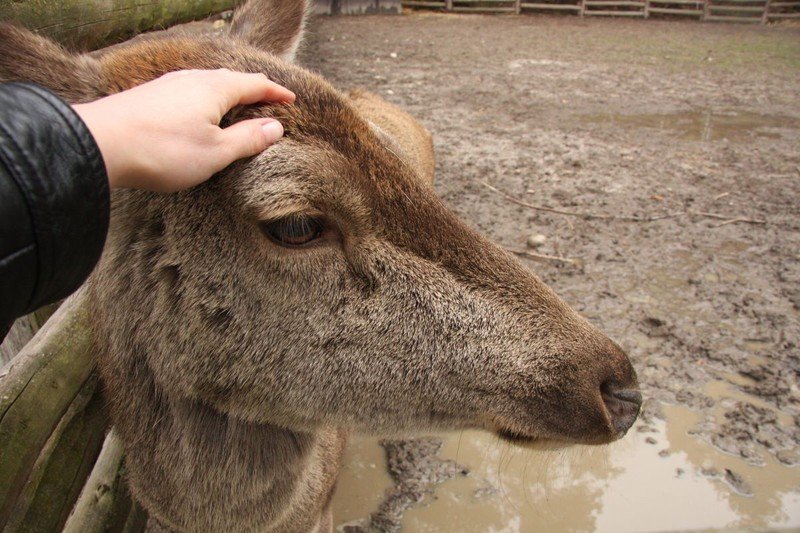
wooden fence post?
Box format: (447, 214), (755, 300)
(0, 0), (239, 51)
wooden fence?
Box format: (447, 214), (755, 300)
(0, 291), (146, 532)
(403, 0), (799, 22)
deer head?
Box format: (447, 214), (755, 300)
(0, 0), (639, 450)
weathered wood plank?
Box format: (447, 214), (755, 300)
(649, 7), (703, 14)
(585, 2), (645, 7)
(0, 0), (240, 51)
(648, 0), (703, 6)
(0, 304), (59, 366)
(4, 377), (107, 532)
(403, 1), (447, 6)
(0, 290), (95, 529)
(0, 319), (36, 368)
(63, 430), (135, 533)
(704, 13), (763, 18)
(520, 3), (582, 10)
(451, 0), (515, 4)
(708, 5), (765, 11)
(451, 5), (517, 9)
(584, 8), (647, 13)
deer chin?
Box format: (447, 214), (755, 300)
(493, 429), (570, 451)
(497, 432), (574, 452)
(495, 428), (623, 451)
(491, 416), (627, 449)
(495, 428), (539, 445)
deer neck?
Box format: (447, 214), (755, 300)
(107, 350), (329, 531)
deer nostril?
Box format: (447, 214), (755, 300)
(600, 381), (642, 436)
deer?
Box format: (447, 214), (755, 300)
(0, 1), (641, 530)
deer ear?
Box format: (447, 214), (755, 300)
(0, 24), (105, 103)
(229, 0), (308, 63)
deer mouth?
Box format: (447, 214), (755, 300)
(496, 428), (537, 444)
(495, 429), (575, 452)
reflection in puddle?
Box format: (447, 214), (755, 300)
(582, 111), (800, 141)
(332, 402), (800, 531)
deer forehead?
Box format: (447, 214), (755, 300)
(102, 37), (458, 266)
(226, 106), (437, 232)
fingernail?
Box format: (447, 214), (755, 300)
(261, 120), (284, 144)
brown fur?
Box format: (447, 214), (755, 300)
(0, 2), (638, 530)
(348, 89), (436, 184)
(0, 24), (104, 102)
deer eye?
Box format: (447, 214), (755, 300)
(261, 214), (324, 247)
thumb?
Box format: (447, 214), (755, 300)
(218, 118), (284, 162)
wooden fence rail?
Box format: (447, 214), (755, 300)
(0, 291), (145, 532)
(401, 0), (799, 21)
(0, 0), (240, 51)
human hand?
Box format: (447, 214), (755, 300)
(73, 69), (294, 192)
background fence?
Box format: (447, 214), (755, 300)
(402, 0), (800, 22)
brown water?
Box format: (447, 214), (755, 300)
(582, 111), (800, 142)
(331, 399), (800, 531)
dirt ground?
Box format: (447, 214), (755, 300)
(290, 12), (800, 530)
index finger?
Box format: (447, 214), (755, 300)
(215, 70), (296, 109)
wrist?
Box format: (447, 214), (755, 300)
(73, 101), (135, 189)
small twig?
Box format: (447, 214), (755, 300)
(713, 192), (731, 201)
(712, 217), (764, 227)
(692, 211), (767, 225)
(507, 248), (577, 265)
(480, 181), (767, 226)
(479, 181), (682, 222)
(713, 219), (743, 227)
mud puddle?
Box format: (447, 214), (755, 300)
(582, 110), (800, 141)
(332, 399), (800, 532)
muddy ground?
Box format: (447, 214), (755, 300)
(291, 12), (800, 530)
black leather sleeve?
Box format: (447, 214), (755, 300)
(0, 82), (110, 337)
